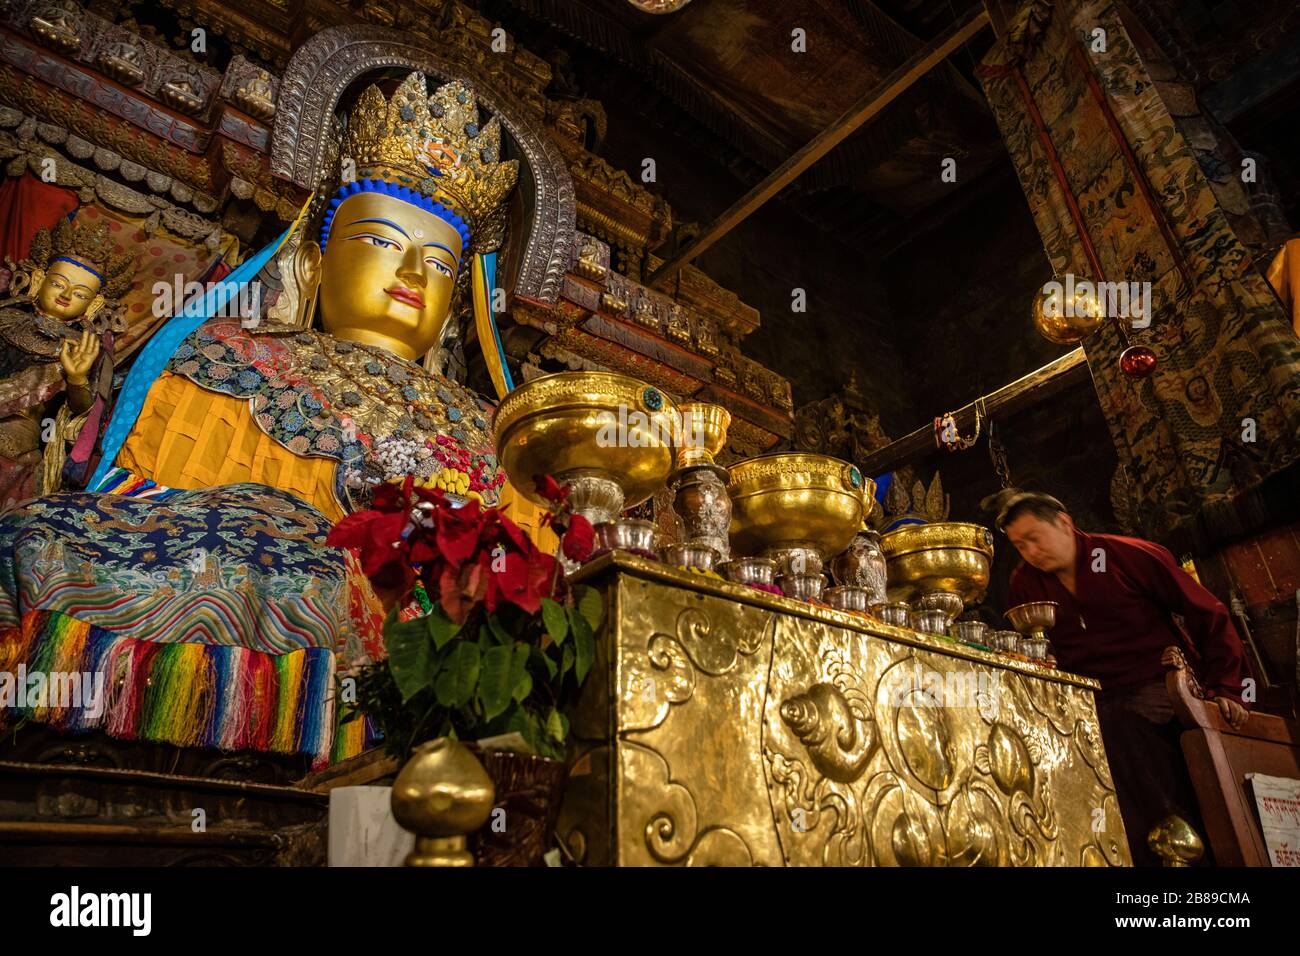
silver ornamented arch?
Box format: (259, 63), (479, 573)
(270, 25), (575, 304)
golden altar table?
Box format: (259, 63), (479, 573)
(558, 553), (1131, 867)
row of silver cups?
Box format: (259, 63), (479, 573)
(593, 522), (1051, 659)
(593, 521), (1052, 661)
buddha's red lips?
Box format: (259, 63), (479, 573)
(385, 286), (425, 309)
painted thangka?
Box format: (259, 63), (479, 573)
(977, 0), (1300, 546)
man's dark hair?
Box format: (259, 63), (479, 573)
(981, 488), (1068, 533)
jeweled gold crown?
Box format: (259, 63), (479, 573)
(23, 217), (136, 299)
(341, 72), (519, 252)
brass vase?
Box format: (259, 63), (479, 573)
(829, 528), (888, 605)
(670, 402), (733, 560)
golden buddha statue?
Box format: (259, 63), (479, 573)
(0, 218), (134, 510)
(107, 72), (528, 519)
(0, 73), (547, 768)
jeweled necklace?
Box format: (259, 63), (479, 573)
(307, 333), (467, 437)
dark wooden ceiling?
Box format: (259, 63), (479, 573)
(479, 0), (1007, 246)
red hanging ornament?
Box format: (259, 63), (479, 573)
(1119, 345), (1157, 379)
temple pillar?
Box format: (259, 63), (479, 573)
(977, 0), (1300, 709)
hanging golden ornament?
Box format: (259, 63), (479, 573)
(1031, 277), (1106, 345)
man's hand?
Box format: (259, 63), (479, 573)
(1216, 696), (1249, 730)
(59, 329), (100, 386)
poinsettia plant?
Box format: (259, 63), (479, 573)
(327, 474), (598, 760)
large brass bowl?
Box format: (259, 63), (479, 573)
(727, 453), (872, 561)
(880, 522), (995, 604)
(493, 371), (678, 510)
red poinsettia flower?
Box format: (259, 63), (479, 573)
(562, 513), (595, 562)
(433, 496), (483, 567)
(491, 550), (543, 615)
(438, 555), (491, 624)
(327, 508), (416, 596)
(533, 473), (569, 504)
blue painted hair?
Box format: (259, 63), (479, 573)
(319, 178), (472, 256)
(51, 255), (105, 284)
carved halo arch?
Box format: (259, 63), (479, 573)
(270, 25), (575, 304)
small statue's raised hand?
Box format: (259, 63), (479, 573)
(59, 328), (100, 386)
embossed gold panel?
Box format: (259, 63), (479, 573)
(558, 554), (1130, 867)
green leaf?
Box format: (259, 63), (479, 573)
(545, 706), (569, 743)
(560, 642), (575, 678)
(510, 644), (532, 702)
(488, 615), (513, 645)
(541, 597), (568, 645)
(575, 585), (604, 632)
(434, 641), (480, 709)
(479, 644), (515, 720)
(504, 702), (533, 740)
(426, 607), (459, 650)
(572, 609), (595, 684)
(385, 611), (434, 702)
(531, 646), (558, 680)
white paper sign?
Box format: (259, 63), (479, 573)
(328, 786), (414, 867)
(1246, 772), (1300, 867)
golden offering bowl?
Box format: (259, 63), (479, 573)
(1005, 600), (1058, 641)
(880, 522), (994, 607)
(1032, 280), (1105, 345)
(674, 401), (730, 472)
(494, 371), (678, 525)
(727, 453), (872, 574)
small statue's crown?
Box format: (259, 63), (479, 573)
(26, 217), (137, 299)
(340, 73), (519, 251)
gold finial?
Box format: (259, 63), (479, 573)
(340, 73), (519, 252)
(1147, 814), (1205, 866)
(390, 738), (495, 867)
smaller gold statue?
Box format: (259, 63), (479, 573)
(0, 217), (135, 509)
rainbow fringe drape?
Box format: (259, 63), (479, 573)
(0, 611), (377, 768)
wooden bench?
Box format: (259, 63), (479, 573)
(1165, 647), (1300, 866)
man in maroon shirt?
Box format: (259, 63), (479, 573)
(993, 489), (1250, 865)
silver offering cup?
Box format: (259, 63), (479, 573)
(767, 546), (825, 578)
(777, 573), (826, 602)
(877, 602), (912, 627)
(594, 518), (657, 554)
(953, 620), (989, 646)
(911, 609), (950, 636)
(717, 557), (777, 587)
(1021, 637), (1051, 661)
(990, 630), (1020, 653)
(916, 590), (965, 625)
(823, 585), (870, 613)
(659, 543), (719, 571)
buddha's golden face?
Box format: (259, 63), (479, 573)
(35, 258), (103, 321)
(318, 191), (464, 360)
